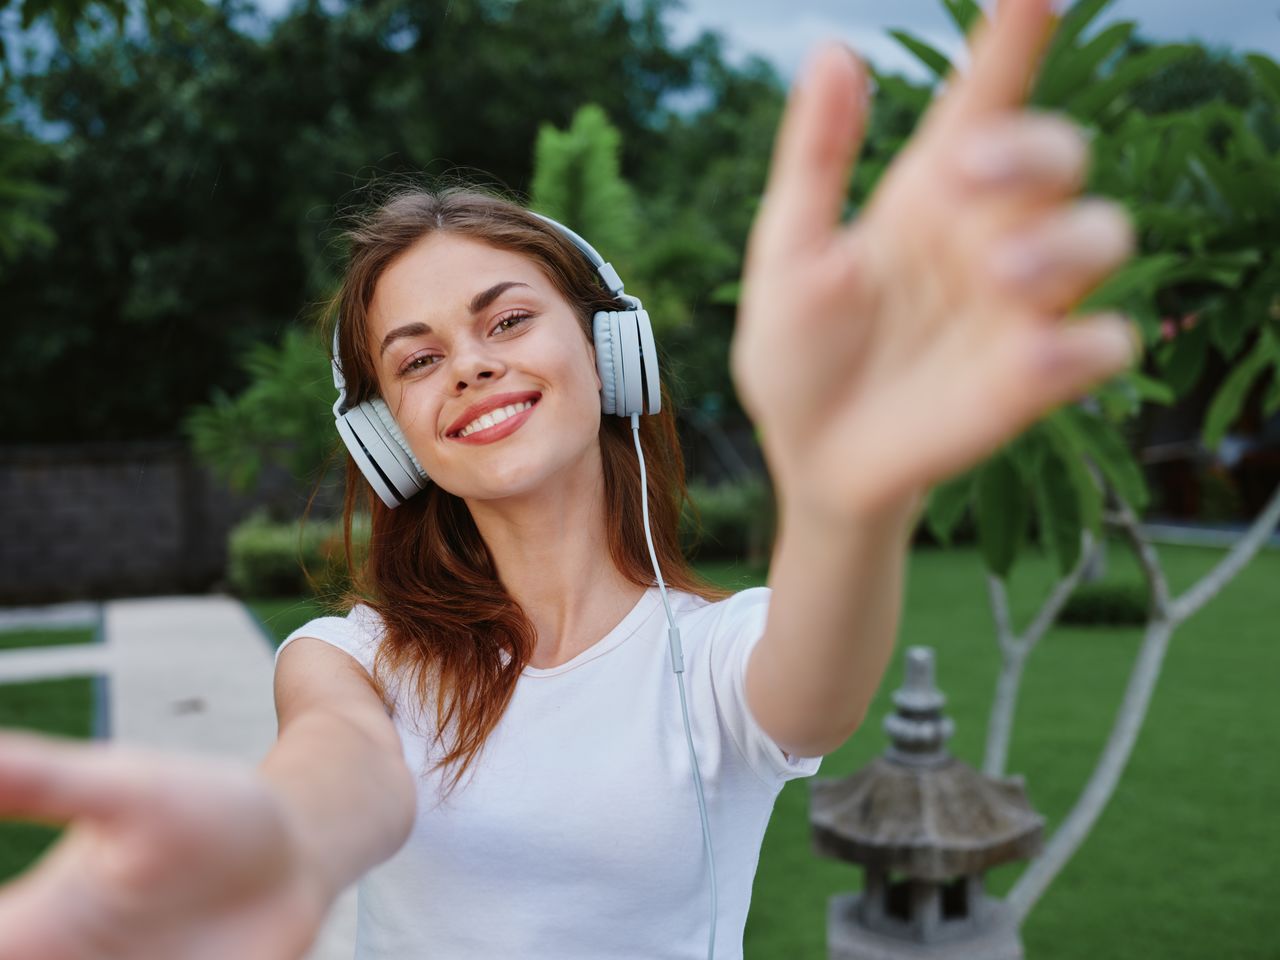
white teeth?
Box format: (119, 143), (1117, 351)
(458, 400), (534, 437)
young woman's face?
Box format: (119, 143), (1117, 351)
(367, 232), (605, 500)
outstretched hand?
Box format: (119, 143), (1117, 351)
(0, 729), (328, 960)
(731, 0), (1139, 521)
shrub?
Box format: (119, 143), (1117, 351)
(226, 511), (362, 598)
(681, 475), (774, 563)
(1059, 580), (1150, 626)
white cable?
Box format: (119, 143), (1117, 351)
(630, 412), (718, 960)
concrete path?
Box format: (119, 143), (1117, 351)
(0, 596), (358, 960)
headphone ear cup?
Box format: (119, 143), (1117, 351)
(336, 400), (429, 509)
(615, 308), (644, 417)
(633, 305), (661, 415)
(336, 409), (406, 508)
(368, 397), (429, 481)
(593, 309), (623, 416)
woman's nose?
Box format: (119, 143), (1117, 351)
(450, 340), (505, 391)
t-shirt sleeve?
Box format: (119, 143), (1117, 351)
(708, 586), (823, 785)
(272, 604), (384, 680)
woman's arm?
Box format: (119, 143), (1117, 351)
(747, 494), (921, 759)
(260, 640), (418, 908)
(733, 0), (1138, 757)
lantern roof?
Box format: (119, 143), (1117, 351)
(810, 647), (1044, 880)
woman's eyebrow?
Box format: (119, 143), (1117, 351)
(378, 280), (533, 357)
(469, 279), (531, 316)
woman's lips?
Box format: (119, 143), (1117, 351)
(449, 399), (538, 445)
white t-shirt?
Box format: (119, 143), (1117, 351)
(273, 585), (822, 959)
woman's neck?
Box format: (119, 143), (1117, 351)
(465, 450), (647, 670)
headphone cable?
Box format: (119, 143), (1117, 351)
(630, 412), (718, 960)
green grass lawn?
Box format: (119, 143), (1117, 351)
(0, 675), (96, 884)
(0, 626), (97, 653)
(244, 597), (331, 647)
(734, 540), (1280, 960)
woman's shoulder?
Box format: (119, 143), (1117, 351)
(276, 601), (388, 667)
(671, 584), (772, 632)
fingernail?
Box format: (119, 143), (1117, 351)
(959, 137), (1017, 183)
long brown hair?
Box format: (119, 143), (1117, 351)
(324, 182), (731, 799)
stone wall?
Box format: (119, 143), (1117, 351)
(0, 443), (296, 604)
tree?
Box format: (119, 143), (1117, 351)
(530, 103), (640, 275)
(894, 0), (1280, 926)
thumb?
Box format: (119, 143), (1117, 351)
(0, 729), (146, 826)
(754, 41), (872, 262)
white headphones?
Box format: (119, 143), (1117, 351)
(330, 211), (662, 508)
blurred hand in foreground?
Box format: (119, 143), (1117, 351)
(0, 729), (329, 960)
(732, 0), (1138, 521)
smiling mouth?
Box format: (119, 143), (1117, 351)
(448, 396), (537, 442)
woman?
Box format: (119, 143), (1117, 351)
(0, 2), (1138, 957)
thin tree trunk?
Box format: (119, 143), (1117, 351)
(982, 647), (1028, 778)
(982, 532), (1097, 778)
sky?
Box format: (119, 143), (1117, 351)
(655, 0), (1280, 83)
(233, 0), (1280, 84)
(5, 0), (1279, 84)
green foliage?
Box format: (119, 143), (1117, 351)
(0, 0), (199, 66)
(924, 469), (975, 546)
(679, 476), (774, 563)
(975, 453), (1028, 579)
(895, 0), (1280, 580)
(1058, 579), (1149, 625)
(531, 103), (640, 271)
(2, 0), (717, 442)
(226, 511), (363, 599)
(185, 327), (336, 496)
(0, 117), (60, 278)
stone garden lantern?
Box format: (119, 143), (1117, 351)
(809, 647), (1044, 959)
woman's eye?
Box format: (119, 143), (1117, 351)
(399, 354), (439, 377)
(494, 311), (532, 333)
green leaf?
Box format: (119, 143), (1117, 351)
(1058, 407), (1150, 512)
(1006, 427), (1047, 482)
(1264, 363), (1280, 418)
(1076, 252), (1182, 313)
(1045, 0), (1116, 57)
(940, 0), (982, 34)
(1155, 321), (1209, 397)
(1066, 44), (1197, 122)
(1042, 415), (1103, 537)
(1245, 53), (1280, 106)
(1033, 445), (1084, 577)
(1203, 338), (1273, 450)
(1124, 370), (1175, 406)
(975, 453), (1028, 579)
(888, 29), (953, 82)
(1033, 21), (1133, 107)
(709, 280), (739, 305)
(924, 470), (974, 546)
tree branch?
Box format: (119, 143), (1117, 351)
(981, 530), (1098, 778)
(1169, 481), (1280, 623)
(1105, 498), (1172, 620)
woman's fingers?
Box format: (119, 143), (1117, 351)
(1018, 312), (1141, 410)
(750, 40), (870, 266)
(0, 730), (146, 825)
(986, 198), (1136, 311)
(954, 112), (1090, 199)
